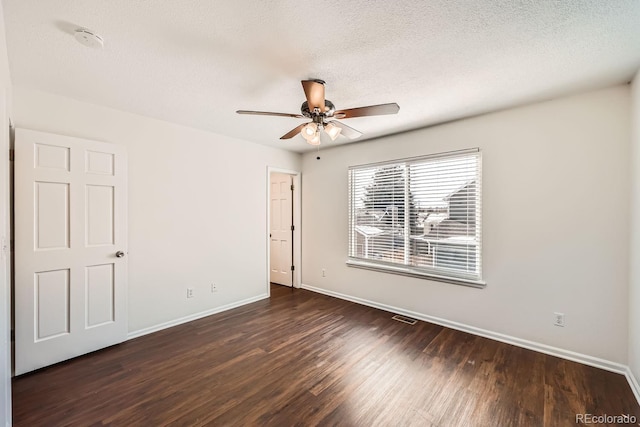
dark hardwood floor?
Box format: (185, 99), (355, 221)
(13, 284), (640, 426)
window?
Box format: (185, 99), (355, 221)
(348, 148), (483, 286)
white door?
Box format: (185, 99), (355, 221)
(14, 128), (128, 375)
(270, 173), (292, 286)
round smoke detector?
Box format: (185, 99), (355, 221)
(74, 29), (104, 49)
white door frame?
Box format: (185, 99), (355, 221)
(267, 167), (301, 294)
(0, 88), (10, 423)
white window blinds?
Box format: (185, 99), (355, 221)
(348, 149), (482, 284)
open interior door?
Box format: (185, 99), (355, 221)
(14, 128), (128, 375)
(270, 173), (293, 286)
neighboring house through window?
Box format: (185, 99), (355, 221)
(347, 148), (483, 286)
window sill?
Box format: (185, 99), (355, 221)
(346, 259), (486, 288)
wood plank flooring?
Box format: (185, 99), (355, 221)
(13, 284), (640, 426)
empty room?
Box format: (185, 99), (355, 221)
(0, 0), (639, 426)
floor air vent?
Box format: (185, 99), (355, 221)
(391, 314), (417, 325)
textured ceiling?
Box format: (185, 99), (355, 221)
(3, 1), (640, 153)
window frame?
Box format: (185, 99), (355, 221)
(347, 148), (485, 288)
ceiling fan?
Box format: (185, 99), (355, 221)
(236, 79), (400, 145)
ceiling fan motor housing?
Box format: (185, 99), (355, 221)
(301, 100), (335, 119)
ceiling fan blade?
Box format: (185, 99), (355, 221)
(280, 123), (308, 140)
(236, 110), (304, 119)
(334, 103), (400, 119)
(328, 120), (362, 140)
(301, 80), (326, 112)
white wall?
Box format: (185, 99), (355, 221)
(12, 87), (301, 333)
(630, 71), (640, 386)
(302, 86), (630, 364)
(0, 1), (10, 424)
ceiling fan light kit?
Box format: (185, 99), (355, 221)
(237, 80), (399, 146)
(301, 122), (321, 145)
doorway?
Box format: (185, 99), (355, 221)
(267, 168), (300, 291)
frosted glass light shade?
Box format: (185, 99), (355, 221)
(301, 123), (318, 141)
(307, 133), (321, 145)
(324, 122), (342, 141)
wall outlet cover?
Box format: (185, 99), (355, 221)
(553, 312), (565, 327)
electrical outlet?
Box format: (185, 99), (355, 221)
(322, 268), (326, 278)
(187, 288), (194, 299)
(553, 312), (565, 327)
(211, 283), (217, 293)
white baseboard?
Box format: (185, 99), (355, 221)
(300, 284), (629, 376)
(127, 293), (269, 340)
(626, 367), (640, 404)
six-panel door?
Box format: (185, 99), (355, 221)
(270, 173), (293, 286)
(14, 128), (127, 375)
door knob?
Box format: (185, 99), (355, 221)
(115, 251), (125, 258)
